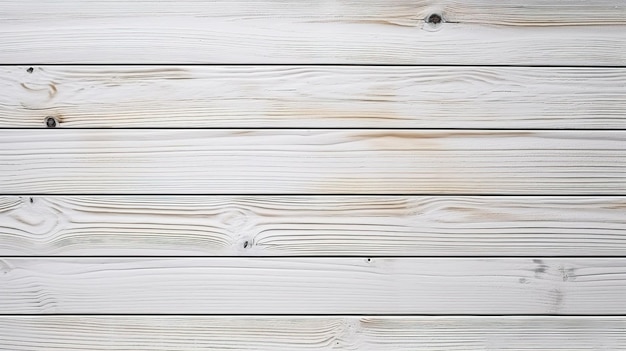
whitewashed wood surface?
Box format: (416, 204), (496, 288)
(1, 316), (625, 351)
(3, 66), (626, 128)
(1, 1), (625, 64)
(2, 1), (625, 349)
(1, 130), (624, 194)
(1, 258), (625, 314)
(1, 196), (625, 256)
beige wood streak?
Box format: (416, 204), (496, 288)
(1, 1), (625, 64)
(3, 66), (626, 128)
(1, 316), (625, 350)
(1, 196), (625, 256)
(1, 130), (625, 194)
(1, 258), (625, 314)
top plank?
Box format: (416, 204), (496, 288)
(1, 0), (625, 64)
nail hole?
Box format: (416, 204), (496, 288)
(29, 197), (34, 204)
(366, 258), (371, 263)
(45, 116), (57, 128)
(427, 13), (442, 24)
(243, 241), (249, 248)
(26, 67), (34, 74)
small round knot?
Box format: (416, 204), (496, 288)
(427, 13), (443, 25)
(45, 116), (57, 128)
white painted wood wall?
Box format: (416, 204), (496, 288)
(1, 1), (625, 349)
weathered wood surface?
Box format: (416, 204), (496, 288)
(2, 196), (626, 256)
(1, 130), (625, 194)
(1, 316), (625, 351)
(1, 258), (625, 314)
(3, 66), (626, 128)
(1, 1), (625, 64)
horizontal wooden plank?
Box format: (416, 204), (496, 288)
(1, 316), (625, 351)
(1, 258), (625, 314)
(3, 66), (626, 128)
(1, 1), (625, 64)
(1, 130), (625, 194)
(2, 196), (626, 256)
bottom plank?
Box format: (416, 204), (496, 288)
(0, 316), (624, 351)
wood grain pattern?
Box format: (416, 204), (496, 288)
(3, 66), (626, 128)
(1, 316), (625, 350)
(1, 1), (625, 64)
(2, 196), (626, 256)
(1, 130), (625, 194)
(1, 258), (625, 314)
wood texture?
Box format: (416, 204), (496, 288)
(2, 0), (624, 346)
(1, 130), (625, 194)
(3, 66), (626, 128)
(1, 258), (625, 314)
(1, 1), (625, 64)
(1, 316), (625, 350)
(2, 196), (626, 256)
